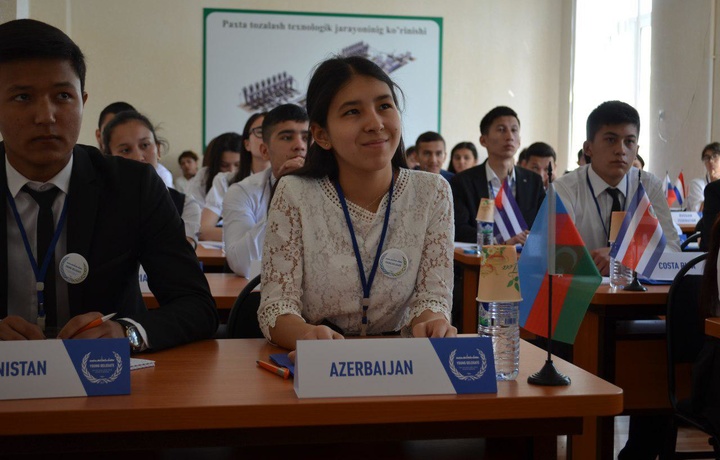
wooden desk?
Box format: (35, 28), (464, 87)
(679, 223), (697, 235)
(454, 247), (481, 333)
(0, 339), (622, 458)
(454, 250), (671, 459)
(196, 244), (226, 269)
(143, 273), (248, 310)
(707, 317), (720, 338)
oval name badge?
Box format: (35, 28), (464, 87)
(379, 248), (408, 278)
(59, 253), (89, 284)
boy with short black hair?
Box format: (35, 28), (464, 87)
(415, 131), (453, 181)
(450, 106), (545, 243)
(521, 142), (557, 190)
(223, 104), (309, 277)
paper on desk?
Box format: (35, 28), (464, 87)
(130, 358), (155, 370)
(199, 241), (224, 250)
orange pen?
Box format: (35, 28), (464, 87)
(69, 313), (117, 339)
(256, 360), (290, 379)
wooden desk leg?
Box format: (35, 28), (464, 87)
(571, 312), (601, 460)
(462, 265), (480, 334)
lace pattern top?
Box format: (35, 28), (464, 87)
(258, 168), (454, 339)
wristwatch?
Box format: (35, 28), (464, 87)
(118, 321), (145, 352)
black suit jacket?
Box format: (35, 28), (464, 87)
(1, 143), (218, 350)
(450, 160), (546, 242)
(701, 179), (720, 251)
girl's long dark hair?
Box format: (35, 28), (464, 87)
(292, 56), (407, 181)
(701, 214), (720, 318)
(202, 132), (242, 194)
(231, 112), (266, 185)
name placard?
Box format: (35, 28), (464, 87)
(648, 251), (706, 281)
(294, 337), (497, 398)
(671, 211), (702, 226)
(0, 339), (130, 400)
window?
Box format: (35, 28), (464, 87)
(570, 0), (652, 168)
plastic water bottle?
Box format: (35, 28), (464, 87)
(609, 257), (633, 290)
(478, 301), (520, 380)
(476, 220), (494, 248)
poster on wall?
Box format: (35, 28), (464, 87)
(203, 9), (442, 148)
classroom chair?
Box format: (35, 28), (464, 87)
(662, 253), (720, 459)
(226, 275), (263, 339)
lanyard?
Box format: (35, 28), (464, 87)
(5, 186), (68, 328)
(334, 174), (394, 336)
(586, 169), (628, 242)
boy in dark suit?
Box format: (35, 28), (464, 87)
(450, 106), (545, 243)
(0, 19), (217, 350)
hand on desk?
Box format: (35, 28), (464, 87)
(412, 311), (457, 338)
(287, 324), (345, 363)
(0, 316), (45, 340)
(591, 247), (611, 276)
(57, 312), (125, 340)
(506, 230), (529, 246)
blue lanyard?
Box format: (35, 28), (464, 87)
(586, 169), (628, 242)
(5, 186), (69, 324)
(334, 174), (394, 336)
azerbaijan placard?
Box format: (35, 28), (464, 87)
(294, 337), (496, 398)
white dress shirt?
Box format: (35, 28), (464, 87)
(485, 161), (517, 199)
(686, 175), (709, 212)
(6, 156), (71, 327)
(204, 171), (234, 217)
(155, 163), (174, 189)
(222, 168), (273, 277)
(186, 166), (210, 207)
(174, 175), (192, 194)
(553, 164), (681, 252)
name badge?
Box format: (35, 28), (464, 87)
(648, 251), (706, 281)
(0, 338), (130, 400)
(59, 253), (89, 284)
(379, 248), (408, 278)
(294, 337), (497, 398)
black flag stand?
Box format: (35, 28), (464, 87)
(528, 162), (571, 386)
(623, 169), (647, 292)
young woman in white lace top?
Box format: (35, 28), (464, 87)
(258, 56), (456, 350)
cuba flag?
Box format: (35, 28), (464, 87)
(493, 179), (528, 243)
(518, 186), (601, 344)
(610, 180), (667, 278)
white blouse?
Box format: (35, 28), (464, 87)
(258, 168), (454, 339)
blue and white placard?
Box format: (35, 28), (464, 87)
(671, 211), (702, 226)
(294, 337), (496, 398)
(0, 339), (130, 400)
(648, 251), (706, 281)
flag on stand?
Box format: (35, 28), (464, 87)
(493, 179), (528, 243)
(666, 172), (683, 207)
(518, 186), (602, 344)
(610, 180), (667, 278)
(674, 172), (686, 207)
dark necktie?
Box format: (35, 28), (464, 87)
(22, 185), (61, 329)
(606, 187), (622, 238)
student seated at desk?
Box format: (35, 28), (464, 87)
(175, 149), (199, 194)
(450, 106), (545, 244)
(687, 142), (720, 212)
(223, 104), (308, 277)
(200, 114), (268, 242)
(102, 110), (201, 246)
(0, 19), (217, 349)
(187, 132), (241, 211)
(554, 100), (680, 276)
(416, 131), (454, 182)
(258, 56), (456, 350)
(447, 141), (479, 174)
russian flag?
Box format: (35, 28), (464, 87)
(610, 180), (667, 278)
(493, 179), (528, 243)
(666, 172), (682, 207)
(518, 186), (601, 344)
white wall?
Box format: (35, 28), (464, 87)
(6, 0), (570, 178)
(650, 0), (715, 182)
